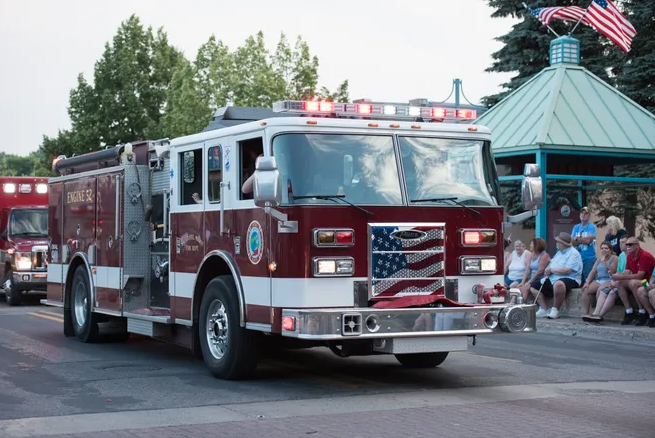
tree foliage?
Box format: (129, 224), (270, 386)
(34, 16), (349, 174)
(482, 0), (618, 107)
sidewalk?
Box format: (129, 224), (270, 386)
(536, 316), (655, 343)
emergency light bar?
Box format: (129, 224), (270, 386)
(272, 100), (477, 121)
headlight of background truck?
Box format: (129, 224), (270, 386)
(15, 252), (32, 271)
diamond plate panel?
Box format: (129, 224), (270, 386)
(122, 164), (152, 312)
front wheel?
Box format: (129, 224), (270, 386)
(198, 275), (260, 380)
(3, 270), (22, 306)
(395, 351), (449, 368)
(70, 265), (99, 343)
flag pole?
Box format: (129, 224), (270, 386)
(522, 2), (560, 37)
(569, 1), (592, 36)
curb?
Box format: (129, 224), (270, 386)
(535, 318), (655, 343)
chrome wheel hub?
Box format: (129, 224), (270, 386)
(206, 299), (228, 360)
(74, 282), (88, 326)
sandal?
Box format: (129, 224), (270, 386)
(582, 314), (603, 323)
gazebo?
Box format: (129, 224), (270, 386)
(474, 35), (655, 249)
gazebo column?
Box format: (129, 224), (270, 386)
(535, 151), (548, 241)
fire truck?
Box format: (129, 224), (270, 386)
(1, 177), (50, 306)
(42, 99), (543, 380)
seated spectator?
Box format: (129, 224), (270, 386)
(583, 236), (628, 323)
(635, 277), (655, 328)
(517, 237), (550, 304)
(504, 240), (530, 288)
(530, 232), (582, 319)
(581, 241), (618, 317)
(604, 215), (627, 257)
(610, 237), (654, 325)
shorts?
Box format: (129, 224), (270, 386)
(535, 278), (579, 298)
(504, 275), (521, 286)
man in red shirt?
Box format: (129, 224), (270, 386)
(610, 236), (654, 325)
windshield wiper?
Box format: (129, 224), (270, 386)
(410, 197), (483, 218)
(11, 232), (48, 237)
(291, 194), (372, 215)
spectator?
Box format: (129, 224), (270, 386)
(518, 238), (550, 304)
(581, 241), (618, 317)
(504, 240), (530, 288)
(530, 232), (582, 319)
(604, 216), (627, 256)
(616, 236), (628, 274)
(609, 236), (655, 325)
(635, 276), (655, 327)
(571, 206), (597, 287)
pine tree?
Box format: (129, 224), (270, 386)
(482, 0), (615, 107)
(614, 0), (655, 114)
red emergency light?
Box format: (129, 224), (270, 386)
(303, 101), (334, 112)
(455, 109), (477, 119)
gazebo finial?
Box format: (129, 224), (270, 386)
(549, 35), (580, 66)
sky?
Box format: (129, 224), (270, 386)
(0, 0), (519, 157)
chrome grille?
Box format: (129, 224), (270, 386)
(368, 223), (446, 298)
(32, 245), (48, 271)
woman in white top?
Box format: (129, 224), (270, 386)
(504, 240), (531, 288)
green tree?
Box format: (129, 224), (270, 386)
(614, 0), (655, 114)
(482, 0), (617, 107)
(38, 15), (183, 171)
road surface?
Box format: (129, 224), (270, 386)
(1, 295), (654, 437)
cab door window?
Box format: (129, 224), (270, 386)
(207, 145), (222, 203)
(238, 137), (263, 200)
(179, 148), (203, 205)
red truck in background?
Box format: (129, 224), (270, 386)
(0, 176), (49, 306)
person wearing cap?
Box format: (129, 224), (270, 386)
(530, 232), (583, 319)
(571, 206), (597, 288)
(607, 236), (655, 326)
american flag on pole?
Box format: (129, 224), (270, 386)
(585, 0), (636, 53)
(530, 6), (589, 26)
(370, 225), (446, 298)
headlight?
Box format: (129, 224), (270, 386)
(459, 256), (496, 274)
(15, 252), (32, 271)
(313, 257), (354, 276)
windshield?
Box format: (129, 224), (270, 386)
(9, 209), (48, 237)
(398, 136), (498, 206)
(272, 133), (402, 205)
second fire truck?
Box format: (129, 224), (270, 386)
(1, 176), (50, 306)
(43, 99), (543, 380)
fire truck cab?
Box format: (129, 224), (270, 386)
(1, 177), (50, 306)
(44, 99), (543, 380)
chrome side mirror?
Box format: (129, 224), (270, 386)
(253, 156), (282, 208)
(521, 163), (543, 210)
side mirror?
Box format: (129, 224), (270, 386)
(253, 156), (282, 208)
(521, 163), (543, 210)
(343, 155), (353, 187)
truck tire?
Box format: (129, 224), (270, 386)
(395, 352), (449, 368)
(70, 265), (99, 343)
(198, 275), (260, 380)
(3, 270), (22, 306)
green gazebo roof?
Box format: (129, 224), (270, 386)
(475, 52), (655, 157)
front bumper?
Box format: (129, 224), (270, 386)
(12, 271), (47, 291)
(281, 304), (537, 340)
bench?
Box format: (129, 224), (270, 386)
(543, 288), (635, 322)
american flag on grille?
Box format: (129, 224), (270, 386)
(370, 226), (445, 297)
(530, 6), (588, 26)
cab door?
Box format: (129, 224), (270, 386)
(94, 172), (122, 312)
(229, 132), (271, 327)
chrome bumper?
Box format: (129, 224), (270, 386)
(12, 271), (47, 290)
(281, 304), (537, 340)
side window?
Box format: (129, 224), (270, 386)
(179, 148), (203, 205)
(238, 137), (264, 200)
(207, 145), (222, 203)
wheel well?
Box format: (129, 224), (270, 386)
(64, 258), (86, 309)
(192, 256), (234, 324)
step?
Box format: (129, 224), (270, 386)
(543, 288), (635, 322)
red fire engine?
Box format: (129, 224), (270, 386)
(43, 99), (543, 379)
(1, 177), (49, 306)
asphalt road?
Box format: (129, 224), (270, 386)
(1, 294), (654, 437)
